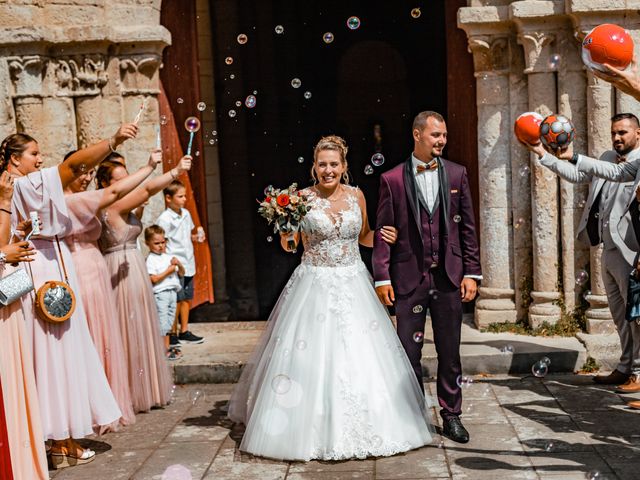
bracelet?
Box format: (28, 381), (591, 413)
(570, 152), (579, 165)
(108, 136), (117, 153)
(0, 208), (11, 215)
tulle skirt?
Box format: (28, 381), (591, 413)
(103, 246), (172, 412)
(228, 260), (433, 461)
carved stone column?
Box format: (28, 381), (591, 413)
(516, 25), (562, 327)
(459, 8), (517, 327)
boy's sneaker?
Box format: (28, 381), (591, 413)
(169, 334), (181, 348)
(178, 330), (204, 344)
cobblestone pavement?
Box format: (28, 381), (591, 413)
(50, 374), (640, 480)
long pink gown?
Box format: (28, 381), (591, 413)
(99, 211), (172, 412)
(0, 266), (48, 479)
(65, 190), (136, 430)
(12, 166), (121, 439)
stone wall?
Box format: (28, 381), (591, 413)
(0, 0), (170, 226)
(459, 0), (640, 331)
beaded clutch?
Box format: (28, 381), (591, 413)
(0, 267), (34, 306)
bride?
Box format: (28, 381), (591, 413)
(228, 135), (433, 461)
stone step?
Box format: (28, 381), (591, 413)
(170, 318), (604, 384)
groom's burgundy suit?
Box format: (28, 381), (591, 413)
(373, 156), (481, 420)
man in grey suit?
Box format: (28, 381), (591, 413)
(526, 113), (640, 398)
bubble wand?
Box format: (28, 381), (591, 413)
(133, 98), (147, 125)
(184, 116), (201, 156)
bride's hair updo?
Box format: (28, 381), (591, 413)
(0, 133), (36, 173)
(312, 135), (350, 184)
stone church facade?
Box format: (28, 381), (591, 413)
(0, 0), (635, 333)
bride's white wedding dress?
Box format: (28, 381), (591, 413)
(228, 185), (433, 461)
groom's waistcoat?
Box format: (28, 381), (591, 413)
(420, 204), (441, 271)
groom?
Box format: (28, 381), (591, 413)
(373, 111), (482, 443)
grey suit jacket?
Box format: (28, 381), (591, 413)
(539, 150), (640, 265)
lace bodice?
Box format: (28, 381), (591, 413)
(300, 185), (362, 267)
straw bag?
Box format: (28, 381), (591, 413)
(33, 236), (76, 323)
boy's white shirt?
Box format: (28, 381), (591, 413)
(156, 207), (196, 276)
(146, 251), (182, 294)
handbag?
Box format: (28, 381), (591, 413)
(33, 236), (76, 323)
(0, 267), (34, 306)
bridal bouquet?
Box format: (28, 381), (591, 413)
(258, 183), (311, 251)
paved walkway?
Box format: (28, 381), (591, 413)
(51, 374), (640, 480)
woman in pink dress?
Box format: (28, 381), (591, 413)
(97, 154), (191, 413)
(0, 169), (48, 479)
(2, 124), (137, 469)
(63, 149), (163, 432)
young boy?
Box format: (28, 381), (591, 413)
(156, 180), (205, 346)
(145, 225), (185, 360)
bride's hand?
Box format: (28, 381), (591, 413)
(279, 232), (298, 252)
(380, 226), (397, 245)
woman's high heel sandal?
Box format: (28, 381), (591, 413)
(49, 447), (95, 469)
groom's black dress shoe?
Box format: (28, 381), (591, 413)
(443, 416), (469, 443)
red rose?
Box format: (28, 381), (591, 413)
(265, 197), (272, 203)
(277, 193), (290, 207)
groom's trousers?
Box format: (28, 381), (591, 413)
(395, 267), (463, 420)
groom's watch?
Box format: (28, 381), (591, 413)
(569, 153), (579, 165)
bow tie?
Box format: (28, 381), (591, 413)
(416, 161), (438, 174)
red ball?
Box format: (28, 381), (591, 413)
(514, 112), (544, 145)
(582, 24), (634, 72)
(540, 114), (575, 150)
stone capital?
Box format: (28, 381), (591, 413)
(47, 55), (108, 97)
(468, 35), (511, 75)
(7, 55), (45, 98)
(517, 31), (557, 74)
(118, 54), (162, 95)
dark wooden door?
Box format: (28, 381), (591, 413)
(209, 0), (477, 317)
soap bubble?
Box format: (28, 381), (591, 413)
(230, 74), (235, 79)
(160, 115), (168, 125)
(197, 102), (206, 111)
(532, 360), (549, 378)
(347, 16), (361, 30)
(371, 153), (385, 166)
(364, 165), (374, 175)
(585, 470), (602, 480)
(291, 78), (302, 88)
(411, 8), (421, 18)
(275, 25), (284, 34)
(225, 57), (233, 65)
(575, 270), (589, 286)
(237, 34), (248, 44)
(456, 375), (473, 388)
(191, 389), (203, 405)
(161, 464), (193, 480)
(453, 215), (462, 223)
(297, 156), (304, 163)
(295, 339), (307, 350)
(369, 321), (379, 331)
(544, 441), (554, 452)
(303, 91), (312, 100)
(412, 305), (423, 313)
(235, 100), (242, 107)
(271, 374), (292, 394)
(323, 32), (334, 44)
(519, 165), (530, 176)
(184, 116), (201, 133)
(372, 435), (383, 448)
(500, 345), (514, 354)
(266, 236), (273, 242)
(245, 95), (257, 108)
(412, 331), (424, 343)
(514, 217), (525, 229)
(177, 98), (184, 104)
(548, 53), (561, 69)
(228, 109), (236, 118)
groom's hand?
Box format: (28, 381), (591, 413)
(460, 278), (478, 302)
(376, 285), (395, 306)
